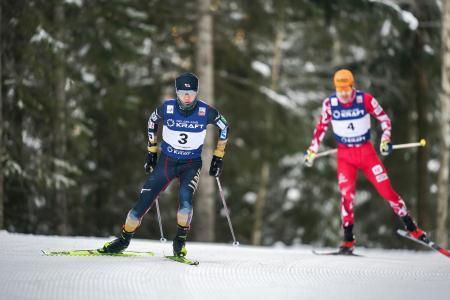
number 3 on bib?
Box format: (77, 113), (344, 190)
(178, 133), (188, 144)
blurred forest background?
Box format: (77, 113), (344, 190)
(1, 0), (449, 249)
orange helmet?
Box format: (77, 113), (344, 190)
(333, 69), (354, 91)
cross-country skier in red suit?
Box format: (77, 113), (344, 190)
(304, 69), (427, 254)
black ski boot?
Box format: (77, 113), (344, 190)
(100, 228), (134, 253)
(338, 225), (355, 255)
(338, 240), (355, 255)
(401, 215), (429, 243)
(173, 225), (189, 257)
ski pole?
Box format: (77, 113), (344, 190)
(391, 138), (427, 150)
(215, 177), (240, 246)
(315, 148), (337, 158)
(315, 138), (427, 158)
(155, 197), (167, 243)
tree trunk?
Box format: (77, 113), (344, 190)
(252, 1), (284, 245)
(0, 1), (3, 230)
(412, 2), (430, 229)
(270, 21), (284, 92)
(437, 0), (450, 248)
(54, 4), (68, 235)
(194, 0), (215, 242)
(414, 67), (429, 228)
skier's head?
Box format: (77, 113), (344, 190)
(333, 69), (354, 102)
(175, 72), (199, 111)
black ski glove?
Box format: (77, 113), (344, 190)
(209, 155), (223, 177)
(144, 152), (157, 173)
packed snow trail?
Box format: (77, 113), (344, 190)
(0, 231), (449, 300)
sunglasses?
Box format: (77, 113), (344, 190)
(176, 90), (198, 98)
(335, 86), (352, 92)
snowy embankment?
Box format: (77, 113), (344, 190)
(0, 230), (448, 300)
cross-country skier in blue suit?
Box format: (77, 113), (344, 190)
(101, 73), (229, 257)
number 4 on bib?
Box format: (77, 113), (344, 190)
(347, 122), (355, 130)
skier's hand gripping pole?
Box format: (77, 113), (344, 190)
(306, 139), (427, 166)
(303, 149), (317, 167)
(215, 177), (240, 246)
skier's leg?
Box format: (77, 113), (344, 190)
(337, 149), (358, 253)
(127, 155), (175, 231)
(360, 149), (407, 216)
(360, 145), (426, 240)
(101, 155), (175, 253)
(172, 159), (202, 256)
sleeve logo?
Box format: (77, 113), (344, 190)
(217, 120), (226, 130)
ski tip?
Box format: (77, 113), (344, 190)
(41, 250), (60, 256)
(438, 248), (450, 258)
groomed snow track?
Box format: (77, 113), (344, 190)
(1, 231), (449, 300)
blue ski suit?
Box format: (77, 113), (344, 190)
(126, 99), (229, 229)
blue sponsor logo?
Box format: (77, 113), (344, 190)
(167, 119), (175, 127)
(333, 109), (365, 119)
(173, 149), (192, 156)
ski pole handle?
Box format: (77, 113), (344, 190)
(315, 139), (427, 158)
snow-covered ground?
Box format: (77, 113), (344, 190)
(0, 230), (448, 300)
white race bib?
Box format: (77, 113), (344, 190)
(162, 126), (207, 150)
(331, 114), (370, 138)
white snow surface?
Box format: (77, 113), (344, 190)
(0, 230), (449, 300)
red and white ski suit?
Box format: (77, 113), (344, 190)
(309, 90), (408, 227)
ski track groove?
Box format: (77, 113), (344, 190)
(0, 232), (449, 300)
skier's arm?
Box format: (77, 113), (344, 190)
(364, 94), (392, 142)
(304, 98), (331, 166)
(147, 104), (164, 151)
(207, 108), (229, 158)
(309, 98), (332, 153)
(207, 107), (229, 177)
(364, 93), (392, 155)
(145, 104), (163, 173)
